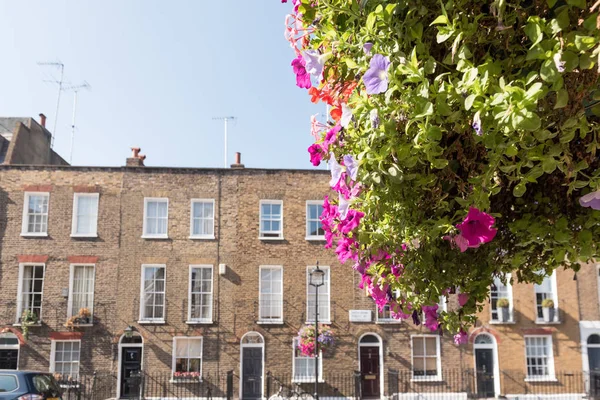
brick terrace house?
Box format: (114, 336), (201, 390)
(0, 115), (593, 399)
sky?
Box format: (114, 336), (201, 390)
(0, 1), (325, 169)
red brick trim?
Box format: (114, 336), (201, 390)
(468, 326), (502, 344)
(17, 255), (48, 263)
(67, 256), (99, 264)
(49, 332), (83, 340)
(23, 185), (52, 192)
(522, 327), (555, 335)
(72, 185), (100, 193)
(0, 327), (26, 345)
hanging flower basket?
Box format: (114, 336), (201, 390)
(297, 324), (335, 357)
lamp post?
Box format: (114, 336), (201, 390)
(309, 262), (325, 400)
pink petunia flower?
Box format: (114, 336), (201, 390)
(456, 207), (497, 248)
(335, 237), (358, 264)
(338, 209), (365, 234)
(291, 55), (311, 89)
(458, 293), (469, 307)
(307, 143), (324, 166)
(454, 330), (468, 345)
(422, 305), (439, 331)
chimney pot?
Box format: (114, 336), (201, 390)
(230, 152), (245, 169)
(126, 147), (145, 167)
(131, 147), (141, 158)
(39, 113), (47, 128)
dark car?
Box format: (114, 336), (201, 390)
(0, 371), (62, 400)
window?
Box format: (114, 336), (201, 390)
(172, 337), (202, 377)
(51, 340), (80, 377)
(139, 265), (166, 322)
(68, 265), (95, 321)
(259, 200), (283, 239)
(534, 271), (558, 322)
(190, 200), (215, 239)
(490, 274), (513, 322)
(292, 338), (322, 382)
(438, 296), (447, 313)
(411, 335), (441, 380)
(21, 192), (49, 236)
(259, 266), (283, 323)
(188, 266), (213, 323)
(525, 336), (554, 380)
(377, 290), (402, 323)
(306, 201), (324, 240)
(16, 264), (45, 323)
(71, 193), (99, 237)
(143, 198), (168, 238)
(0, 375), (18, 392)
(306, 266), (330, 323)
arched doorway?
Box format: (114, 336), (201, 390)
(588, 334), (600, 398)
(0, 332), (20, 369)
(117, 332), (143, 399)
(358, 333), (383, 399)
(240, 332), (264, 400)
(473, 333), (499, 398)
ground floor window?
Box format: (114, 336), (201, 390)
(411, 335), (441, 380)
(292, 338), (322, 382)
(173, 337), (203, 378)
(51, 340), (80, 378)
(0, 333), (19, 370)
(525, 335), (554, 380)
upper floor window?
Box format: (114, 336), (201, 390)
(50, 340), (81, 378)
(259, 200), (283, 239)
(21, 192), (49, 236)
(411, 335), (441, 380)
(377, 290), (402, 323)
(71, 193), (99, 237)
(68, 265), (95, 322)
(534, 271), (558, 322)
(305, 201), (324, 240)
(259, 266), (283, 323)
(143, 198), (168, 239)
(490, 274), (513, 323)
(190, 200), (215, 239)
(306, 266), (330, 323)
(139, 265), (166, 322)
(292, 337), (322, 382)
(16, 264), (45, 323)
(188, 265), (213, 323)
(172, 337), (203, 379)
(525, 335), (555, 380)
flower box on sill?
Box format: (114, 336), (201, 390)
(172, 372), (201, 383)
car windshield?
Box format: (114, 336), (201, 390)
(31, 374), (62, 396)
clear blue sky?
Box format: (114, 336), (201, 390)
(0, 1), (325, 169)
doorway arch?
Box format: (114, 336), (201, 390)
(117, 332), (144, 399)
(473, 333), (500, 398)
(0, 332), (20, 369)
(588, 334), (600, 397)
(358, 333), (384, 399)
(240, 332), (264, 400)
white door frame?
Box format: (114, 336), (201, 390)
(473, 332), (500, 398)
(579, 321), (600, 393)
(239, 332), (265, 400)
(0, 332), (20, 370)
(358, 333), (384, 399)
(116, 333), (144, 400)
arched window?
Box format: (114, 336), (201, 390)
(241, 332), (264, 345)
(360, 334), (380, 344)
(588, 334), (600, 345)
(475, 333), (494, 345)
(120, 333), (143, 344)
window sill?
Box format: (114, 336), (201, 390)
(12, 323), (42, 327)
(257, 320), (284, 325)
(524, 377), (557, 382)
(138, 320), (166, 325)
(376, 320), (402, 324)
(188, 236), (215, 240)
(305, 321), (331, 325)
(20, 232), (48, 237)
(186, 320), (212, 325)
(141, 235), (169, 240)
(70, 233), (98, 238)
(170, 379), (202, 384)
(71, 323), (93, 327)
(411, 377), (443, 382)
(305, 236), (325, 241)
(59, 384), (80, 389)
(489, 320), (516, 325)
(534, 320), (561, 325)
(259, 236), (285, 241)
(292, 378), (325, 383)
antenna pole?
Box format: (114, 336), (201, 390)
(213, 116), (235, 168)
(69, 90), (78, 164)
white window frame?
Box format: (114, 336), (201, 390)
(305, 200), (325, 241)
(376, 289), (402, 324)
(15, 263), (45, 324)
(187, 265), (213, 324)
(21, 192), (50, 237)
(139, 264), (166, 323)
(490, 274), (514, 323)
(411, 334), (442, 381)
(189, 199), (215, 239)
(67, 264), (96, 323)
(292, 337), (323, 383)
(534, 271), (559, 323)
(171, 336), (203, 381)
(259, 200), (283, 240)
(142, 197), (169, 239)
(50, 340), (81, 377)
(524, 335), (555, 381)
(258, 266), (284, 324)
(70, 193), (99, 237)
(306, 265), (331, 324)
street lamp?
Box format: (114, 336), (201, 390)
(309, 262), (325, 400)
(124, 325), (134, 339)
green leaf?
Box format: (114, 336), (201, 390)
(554, 89), (568, 109)
(426, 126), (443, 141)
(432, 159), (449, 169)
(366, 13), (376, 30)
(567, 0), (586, 9)
(525, 21), (543, 47)
(540, 60), (558, 83)
(513, 182), (527, 197)
(464, 94), (476, 111)
(575, 36), (596, 52)
(430, 15), (449, 25)
(525, 82), (543, 100)
(505, 144), (519, 157)
(414, 101), (434, 118)
(562, 51), (578, 71)
(547, 0), (558, 7)
(518, 112), (542, 131)
(580, 53), (594, 70)
(542, 158), (557, 173)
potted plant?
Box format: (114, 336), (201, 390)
(173, 371), (201, 382)
(78, 308), (92, 324)
(541, 298), (555, 322)
(20, 310), (38, 340)
(497, 298), (510, 322)
(297, 324), (335, 356)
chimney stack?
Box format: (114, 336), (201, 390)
(39, 113), (47, 128)
(126, 147), (146, 167)
(230, 152), (245, 169)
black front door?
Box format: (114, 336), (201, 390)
(0, 350), (18, 369)
(360, 346), (380, 398)
(590, 348), (600, 398)
(120, 347), (142, 399)
(475, 348), (495, 397)
(242, 347), (262, 399)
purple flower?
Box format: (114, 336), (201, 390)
(303, 50), (325, 78)
(370, 284), (389, 312)
(338, 209), (365, 234)
(343, 155), (359, 181)
(335, 237), (358, 264)
(307, 144), (323, 166)
(391, 264), (403, 277)
(370, 109), (380, 129)
(341, 104), (353, 128)
(324, 125), (341, 147)
(454, 330), (468, 345)
(363, 54), (390, 95)
(472, 111), (482, 136)
(363, 42), (373, 55)
(456, 207), (497, 249)
(458, 293), (469, 307)
(329, 153), (343, 187)
(579, 190), (600, 210)
(291, 55), (311, 89)
(553, 53), (565, 73)
(422, 305), (440, 331)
